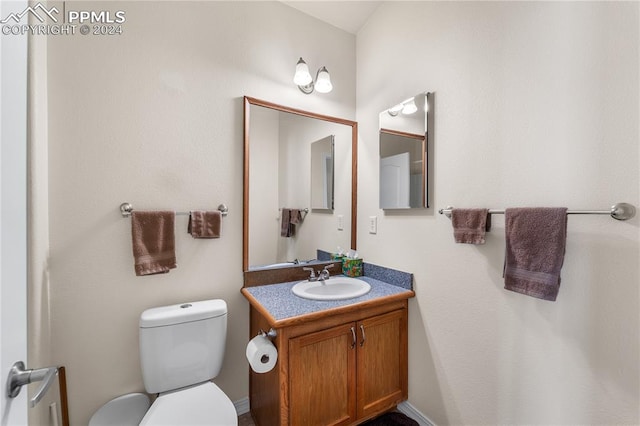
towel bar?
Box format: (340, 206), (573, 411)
(119, 202), (228, 218)
(438, 202), (635, 221)
(279, 207), (309, 213)
(279, 207), (309, 221)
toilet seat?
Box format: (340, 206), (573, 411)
(88, 393), (150, 426)
(139, 382), (238, 426)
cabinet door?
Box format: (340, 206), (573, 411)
(356, 309), (408, 418)
(289, 323), (357, 426)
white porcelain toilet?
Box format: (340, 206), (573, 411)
(89, 299), (237, 426)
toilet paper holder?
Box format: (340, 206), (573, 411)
(258, 328), (277, 340)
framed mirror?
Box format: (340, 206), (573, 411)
(379, 92), (431, 209)
(243, 97), (357, 271)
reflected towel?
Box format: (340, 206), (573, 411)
(280, 208), (292, 237)
(131, 211), (176, 276)
(280, 208), (302, 237)
(503, 207), (568, 301)
(188, 211), (221, 238)
(451, 208), (491, 244)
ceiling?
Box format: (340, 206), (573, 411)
(281, 1), (382, 34)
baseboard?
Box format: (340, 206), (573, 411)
(234, 397), (250, 415)
(234, 397), (431, 424)
(397, 401), (436, 426)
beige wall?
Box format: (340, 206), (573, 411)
(44, 2), (355, 424)
(357, 2), (639, 425)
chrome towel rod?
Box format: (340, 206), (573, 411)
(438, 202), (636, 221)
(279, 207), (309, 220)
(119, 202), (228, 218)
(279, 207), (309, 213)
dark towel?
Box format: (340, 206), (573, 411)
(451, 208), (491, 244)
(280, 208), (293, 237)
(503, 207), (568, 301)
(290, 209), (302, 225)
(188, 210), (221, 238)
(131, 211), (176, 276)
(280, 208), (302, 237)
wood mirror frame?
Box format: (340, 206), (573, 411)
(243, 96), (358, 272)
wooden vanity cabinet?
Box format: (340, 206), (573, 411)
(249, 300), (408, 426)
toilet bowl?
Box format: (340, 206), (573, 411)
(140, 382), (237, 425)
(88, 393), (150, 426)
(89, 299), (237, 425)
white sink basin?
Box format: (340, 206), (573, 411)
(292, 276), (371, 301)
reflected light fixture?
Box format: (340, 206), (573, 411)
(387, 104), (404, 117)
(402, 98), (418, 115)
(294, 57), (333, 94)
(387, 97), (418, 116)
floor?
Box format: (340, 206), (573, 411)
(237, 411), (416, 425)
(238, 412), (255, 426)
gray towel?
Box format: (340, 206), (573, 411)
(451, 208), (491, 244)
(131, 211), (177, 276)
(188, 210), (221, 238)
(503, 207), (568, 301)
(280, 208), (292, 237)
(280, 208), (302, 238)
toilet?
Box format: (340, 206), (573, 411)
(89, 299), (238, 426)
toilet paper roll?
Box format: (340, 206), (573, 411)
(246, 334), (278, 373)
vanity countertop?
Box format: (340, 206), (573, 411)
(241, 275), (415, 328)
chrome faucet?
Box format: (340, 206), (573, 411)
(303, 267), (317, 281)
(318, 264), (334, 282)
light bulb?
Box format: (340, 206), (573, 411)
(314, 67), (333, 94)
(388, 104), (403, 116)
(293, 58), (312, 86)
(402, 99), (417, 115)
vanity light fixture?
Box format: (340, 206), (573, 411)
(293, 57), (333, 94)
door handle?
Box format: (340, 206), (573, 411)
(6, 361), (58, 407)
(359, 325), (365, 347)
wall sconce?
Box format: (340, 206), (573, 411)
(387, 97), (418, 116)
(293, 57), (333, 94)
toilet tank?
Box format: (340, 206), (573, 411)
(139, 299), (227, 394)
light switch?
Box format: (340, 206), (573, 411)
(369, 216), (377, 234)
(337, 215), (344, 231)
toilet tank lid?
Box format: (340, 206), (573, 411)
(140, 299), (227, 328)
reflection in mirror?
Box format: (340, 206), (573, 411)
(379, 92), (431, 209)
(310, 136), (334, 210)
(380, 130), (425, 208)
(243, 97), (357, 271)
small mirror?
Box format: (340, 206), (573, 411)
(310, 135), (334, 210)
(379, 92), (431, 209)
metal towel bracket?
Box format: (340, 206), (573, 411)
(120, 202), (228, 217)
(438, 202), (635, 221)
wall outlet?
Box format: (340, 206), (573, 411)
(368, 216), (377, 234)
(337, 214), (344, 231)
